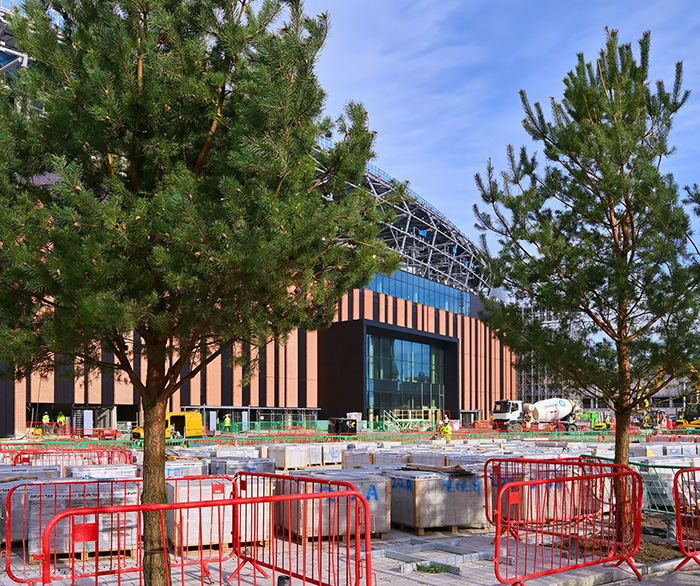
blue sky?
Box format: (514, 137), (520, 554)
(304, 0), (700, 242)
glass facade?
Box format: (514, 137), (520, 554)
(366, 333), (444, 416)
(367, 270), (470, 315)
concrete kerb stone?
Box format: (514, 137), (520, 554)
(604, 557), (700, 586)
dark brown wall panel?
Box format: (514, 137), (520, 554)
(317, 320), (365, 419)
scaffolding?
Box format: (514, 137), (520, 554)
(516, 306), (566, 403)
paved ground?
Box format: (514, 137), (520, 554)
(0, 526), (697, 586)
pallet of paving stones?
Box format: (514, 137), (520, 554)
(267, 445), (309, 471)
(281, 470), (391, 540)
(385, 470), (488, 533)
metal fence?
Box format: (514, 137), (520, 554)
(492, 465), (642, 585)
(673, 467), (700, 571)
(27, 486), (372, 586)
(3, 475), (238, 584)
(11, 448), (132, 467)
(583, 454), (690, 514)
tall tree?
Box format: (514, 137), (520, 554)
(474, 29), (700, 466)
(0, 1), (400, 583)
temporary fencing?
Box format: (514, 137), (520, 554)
(24, 482), (371, 586)
(583, 454), (690, 514)
(673, 467), (700, 571)
(483, 457), (610, 525)
(0, 444), (48, 464)
(230, 471), (373, 586)
(11, 448), (132, 467)
(484, 458), (642, 585)
(4, 475), (237, 585)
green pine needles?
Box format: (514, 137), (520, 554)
(475, 29), (700, 465)
(0, 0), (401, 394)
(0, 2), (400, 582)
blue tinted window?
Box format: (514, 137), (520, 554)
(365, 270), (471, 315)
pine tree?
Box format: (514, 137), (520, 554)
(474, 29), (700, 466)
(0, 1), (400, 583)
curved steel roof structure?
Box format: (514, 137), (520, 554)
(316, 138), (489, 295)
(364, 162), (488, 295)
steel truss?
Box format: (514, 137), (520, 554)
(363, 163), (488, 294)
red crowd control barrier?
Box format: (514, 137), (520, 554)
(0, 443), (48, 463)
(28, 486), (371, 586)
(483, 457), (625, 526)
(4, 475), (237, 584)
(11, 448), (132, 467)
(492, 465), (642, 586)
(234, 471), (375, 542)
(673, 467), (700, 571)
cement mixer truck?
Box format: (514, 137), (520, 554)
(491, 398), (581, 431)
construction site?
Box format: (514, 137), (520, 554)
(0, 426), (698, 586)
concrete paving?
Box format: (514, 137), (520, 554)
(0, 525), (697, 586)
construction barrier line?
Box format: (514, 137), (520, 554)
(492, 467), (642, 586)
(673, 467), (700, 572)
(33, 489), (372, 586)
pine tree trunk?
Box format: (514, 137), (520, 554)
(613, 408), (630, 466)
(141, 339), (170, 586)
(142, 396), (169, 585)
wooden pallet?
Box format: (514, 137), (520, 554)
(391, 523), (459, 537)
(29, 547), (138, 564)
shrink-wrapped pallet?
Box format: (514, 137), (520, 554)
(373, 451), (409, 466)
(0, 465), (62, 479)
(66, 465), (138, 479)
(341, 449), (373, 469)
(286, 470), (391, 537)
(267, 445), (308, 470)
(25, 482), (140, 554)
(386, 470), (487, 532)
(167, 478), (234, 549)
(306, 444), (323, 466)
(167, 476), (273, 547)
(321, 443), (347, 465)
(165, 459), (205, 478)
(409, 450), (447, 467)
(208, 457), (275, 475)
(216, 447), (259, 458)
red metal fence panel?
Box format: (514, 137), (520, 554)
(673, 467), (700, 571)
(11, 449), (132, 467)
(493, 468), (642, 586)
(231, 473), (373, 586)
(29, 488), (372, 586)
(483, 457), (630, 526)
(0, 444), (48, 464)
(4, 475), (236, 584)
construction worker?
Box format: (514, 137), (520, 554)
(56, 411), (66, 428)
(223, 413), (231, 433)
(439, 419), (452, 440)
(42, 411), (50, 435)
